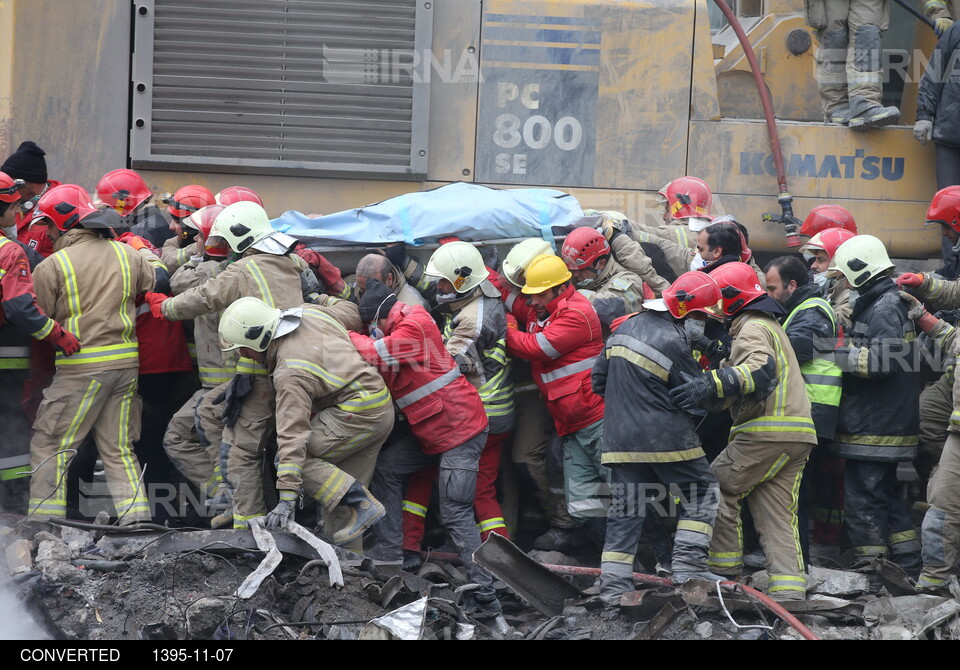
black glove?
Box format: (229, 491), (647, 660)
(213, 373), (255, 428)
(384, 242), (407, 269)
(670, 371), (715, 411)
(701, 339), (728, 369)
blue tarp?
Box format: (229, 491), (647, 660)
(271, 182), (582, 247)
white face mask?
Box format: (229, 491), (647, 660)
(436, 291), (459, 304)
(812, 272), (828, 289)
(690, 253), (708, 271)
(2, 226), (17, 241)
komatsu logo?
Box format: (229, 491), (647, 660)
(739, 151), (905, 181)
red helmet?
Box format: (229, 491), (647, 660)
(216, 186), (264, 207)
(96, 169), (152, 217)
(561, 227), (610, 270)
(183, 205), (229, 258)
(663, 271), (723, 320)
(926, 186), (960, 233)
(33, 184), (99, 232)
(0, 172), (25, 204)
(800, 205), (857, 237)
(708, 262), (766, 316)
(802, 228), (857, 259)
(660, 176), (712, 220)
(162, 185), (215, 219)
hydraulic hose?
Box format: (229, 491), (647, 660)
(712, 0), (802, 246)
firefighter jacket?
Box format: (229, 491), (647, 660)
(160, 236), (198, 275)
(920, 272), (960, 312)
(16, 180), (61, 258)
(628, 226), (691, 279)
(828, 277), (853, 332)
(436, 283), (516, 434)
(917, 22), (960, 147)
(0, 235), (61, 344)
(723, 310), (818, 445)
(609, 233), (670, 295)
(350, 302), (488, 453)
(266, 304), (392, 493)
(584, 256), (652, 330)
(391, 267), (430, 310)
(506, 283), (605, 436)
(834, 277), (920, 462)
(780, 283), (842, 440)
(169, 257), (237, 387)
(33, 228), (157, 372)
(591, 309), (705, 464)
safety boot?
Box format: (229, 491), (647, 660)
(332, 481), (386, 546)
(533, 525), (587, 553)
(462, 590), (503, 619)
(825, 105), (851, 125)
(671, 540), (726, 585)
(848, 105), (900, 131)
(402, 549), (423, 573)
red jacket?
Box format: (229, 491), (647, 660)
(0, 235), (58, 338)
(16, 180), (61, 258)
(135, 296), (194, 375)
(505, 284), (604, 436)
(350, 302), (487, 453)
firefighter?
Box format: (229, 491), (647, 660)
(505, 254), (608, 532)
(28, 184), (165, 524)
(398, 241), (514, 548)
(216, 186), (264, 207)
(804, 0), (900, 128)
(0, 176), (80, 509)
(159, 185), (215, 273)
(560, 227), (652, 331)
(218, 296), (393, 545)
(592, 271), (724, 601)
(161, 204), (235, 526)
(351, 280), (502, 617)
(96, 169), (173, 250)
(800, 227), (857, 331)
(799, 204), (858, 240)
(831, 235), (922, 578)
(146, 201), (338, 529)
(765, 255), (844, 562)
(591, 212), (671, 295)
(672, 262), (817, 600)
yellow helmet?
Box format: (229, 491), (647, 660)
(502, 238), (554, 288)
(522, 254), (572, 295)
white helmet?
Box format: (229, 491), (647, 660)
(210, 201), (274, 254)
(424, 241), (486, 294)
(502, 238), (554, 288)
(218, 297), (281, 352)
(830, 234), (894, 288)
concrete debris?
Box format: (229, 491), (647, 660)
(185, 597), (233, 639)
(35, 538), (82, 585)
(695, 621), (714, 638)
(59, 527), (95, 558)
(862, 595), (960, 639)
(6, 539), (33, 575)
(807, 566), (871, 596)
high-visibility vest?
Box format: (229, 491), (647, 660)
(783, 296), (842, 408)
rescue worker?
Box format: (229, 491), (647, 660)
(505, 254), (608, 529)
(216, 186), (264, 207)
(28, 184), (165, 524)
(592, 271), (724, 601)
(159, 185), (215, 273)
(0, 176), (80, 508)
(896, 290), (960, 594)
(765, 255), (843, 562)
(801, 227), (857, 331)
(695, 217), (765, 288)
(831, 235), (922, 578)
(560, 227), (652, 330)
(400, 241), (514, 545)
(591, 212), (671, 294)
(672, 262), (817, 600)
(495, 239), (583, 550)
(162, 204), (235, 526)
(804, 0), (900, 128)
(96, 169), (173, 250)
(351, 280), (501, 617)
(355, 253), (428, 308)
(146, 201), (336, 529)
(294, 244), (352, 302)
(799, 204), (858, 240)
(1, 141), (59, 258)
(218, 296), (393, 544)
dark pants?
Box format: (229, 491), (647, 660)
(844, 459), (921, 578)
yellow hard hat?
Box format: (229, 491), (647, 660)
(522, 254), (572, 295)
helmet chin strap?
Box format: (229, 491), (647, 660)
(952, 236), (960, 255)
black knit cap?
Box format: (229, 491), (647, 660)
(2, 141), (48, 183)
(359, 279), (398, 323)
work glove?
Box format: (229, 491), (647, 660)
(144, 291), (168, 320)
(900, 291), (940, 333)
(896, 272), (924, 289)
(671, 356), (778, 411)
(505, 313), (519, 331)
(45, 322), (80, 356)
(438, 236), (461, 245)
(264, 498), (296, 531)
(383, 242), (406, 269)
(670, 371), (715, 412)
(116, 232), (157, 254)
(935, 17), (954, 37)
(700, 338), (728, 369)
(913, 119), (933, 146)
(598, 217), (623, 243)
(213, 373), (255, 428)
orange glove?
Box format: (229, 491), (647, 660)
(116, 231), (157, 254)
(610, 312), (638, 332)
(438, 236), (461, 245)
(505, 314), (519, 331)
(45, 323), (80, 356)
(144, 292), (168, 320)
(896, 273), (924, 289)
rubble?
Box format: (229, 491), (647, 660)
(3, 518), (960, 641)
